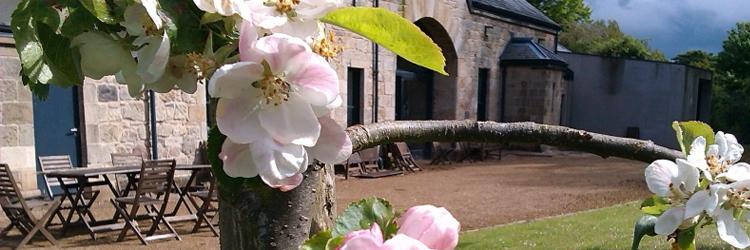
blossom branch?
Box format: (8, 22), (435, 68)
(346, 120), (683, 163)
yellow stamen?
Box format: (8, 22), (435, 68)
(275, 0), (300, 13)
(255, 76), (291, 106)
(185, 52), (216, 80)
(313, 30), (342, 59)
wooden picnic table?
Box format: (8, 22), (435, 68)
(39, 164), (211, 239)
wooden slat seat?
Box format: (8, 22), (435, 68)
(38, 155), (101, 228)
(111, 159), (181, 245)
(0, 163), (62, 249)
(188, 171), (218, 236)
(114, 196), (164, 206)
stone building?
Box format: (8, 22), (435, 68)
(0, 0), (569, 192)
(330, 0), (565, 126)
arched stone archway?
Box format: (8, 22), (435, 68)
(395, 17), (458, 121)
(395, 17), (458, 157)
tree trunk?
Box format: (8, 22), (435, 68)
(218, 167), (321, 249)
(308, 164), (336, 235)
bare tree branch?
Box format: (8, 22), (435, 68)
(346, 121), (683, 163)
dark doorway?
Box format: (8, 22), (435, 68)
(395, 60), (434, 121)
(347, 67), (364, 126)
(696, 79), (712, 122)
(33, 85), (83, 192)
(477, 68), (489, 121)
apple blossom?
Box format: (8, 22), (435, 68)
(246, 0), (343, 39)
(338, 223), (431, 250)
(397, 205), (460, 250)
(208, 22), (350, 190)
(644, 158), (700, 235)
(193, 0), (249, 18)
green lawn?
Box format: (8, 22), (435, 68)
(458, 202), (740, 250)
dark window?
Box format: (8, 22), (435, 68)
(347, 67), (364, 126)
(477, 68), (489, 121)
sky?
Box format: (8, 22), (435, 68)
(585, 0), (750, 58)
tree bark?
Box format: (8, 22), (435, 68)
(347, 121), (683, 162)
(218, 168), (319, 249)
(219, 121), (684, 249)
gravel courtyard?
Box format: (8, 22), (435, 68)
(1, 152), (650, 249)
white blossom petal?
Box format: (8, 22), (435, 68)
(220, 139), (259, 178)
(717, 131), (744, 164)
(71, 32), (133, 80)
(258, 94), (321, 147)
(718, 163), (750, 182)
(645, 160), (679, 197)
(655, 207), (685, 235)
(216, 97), (267, 144)
(685, 190), (710, 219)
(250, 139), (308, 191)
(140, 0), (163, 29)
(306, 117), (352, 164)
(716, 208), (750, 249)
(208, 61), (265, 98)
(676, 158), (700, 193)
(134, 34), (170, 83)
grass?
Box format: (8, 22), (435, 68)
(458, 202), (741, 250)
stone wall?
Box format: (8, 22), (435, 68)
(330, 0), (559, 126)
(0, 36), (208, 193)
(83, 78), (208, 168)
(502, 66), (566, 124)
(0, 38), (37, 191)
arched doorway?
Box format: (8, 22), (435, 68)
(395, 17), (458, 157)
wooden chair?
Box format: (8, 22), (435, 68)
(111, 159), (181, 245)
(358, 147), (382, 173)
(430, 142), (457, 165)
(392, 142), (422, 172)
(38, 155), (100, 226)
(481, 143), (503, 161)
(0, 163), (61, 249)
(189, 171), (218, 236)
(341, 153), (365, 179)
(110, 153), (144, 196)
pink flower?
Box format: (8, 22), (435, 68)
(398, 205), (461, 250)
(338, 224), (430, 250)
(208, 21), (350, 191)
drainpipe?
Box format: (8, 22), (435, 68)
(371, 0), (379, 123)
(499, 66), (507, 122)
(149, 90), (158, 160)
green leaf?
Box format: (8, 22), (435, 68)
(631, 215), (658, 250)
(332, 197), (397, 238)
(302, 231), (333, 250)
(325, 236), (344, 250)
(79, 0), (117, 24)
(36, 24), (84, 87)
(322, 7), (447, 75)
(640, 195), (670, 216)
(200, 12), (223, 24)
(61, 3), (99, 38)
(672, 121), (715, 154)
(302, 231), (344, 250)
(677, 228), (697, 250)
(12, 0), (59, 84)
(160, 0), (208, 54)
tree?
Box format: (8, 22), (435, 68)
(559, 20), (666, 61)
(527, 0), (592, 25)
(712, 22), (750, 142)
(672, 50), (716, 71)
(717, 23), (750, 80)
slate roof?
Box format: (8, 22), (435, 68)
(470, 0), (561, 31)
(500, 37), (567, 67)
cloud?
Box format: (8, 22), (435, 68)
(585, 0), (750, 57)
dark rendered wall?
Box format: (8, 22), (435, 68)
(560, 52), (712, 149)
